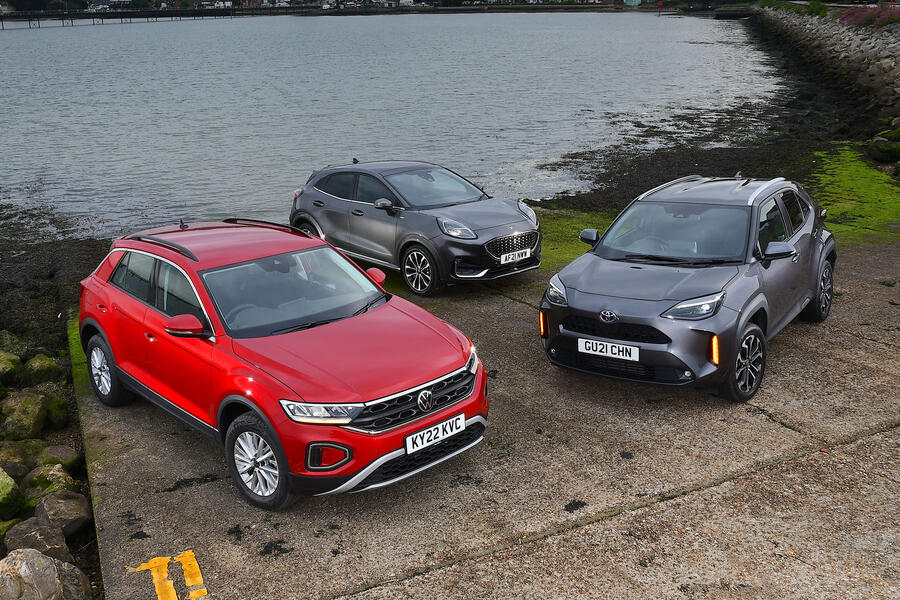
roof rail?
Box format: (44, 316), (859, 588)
(127, 235), (199, 262)
(636, 175), (704, 201)
(222, 218), (311, 237)
(746, 177), (785, 206)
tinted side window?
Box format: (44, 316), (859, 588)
(113, 252), (155, 302)
(782, 190), (805, 231)
(109, 252), (130, 288)
(356, 174), (397, 205)
(757, 198), (787, 251)
(155, 262), (205, 322)
(316, 173), (356, 199)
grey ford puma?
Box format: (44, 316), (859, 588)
(289, 161), (541, 295)
(539, 175), (836, 402)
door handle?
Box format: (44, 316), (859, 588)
(144, 332), (158, 344)
(312, 200), (325, 207)
(351, 209), (364, 216)
(96, 304), (108, 313)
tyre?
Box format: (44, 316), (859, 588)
(401, 245), (443, 296)
(225, 413), (294, 510)
(719, 323), (767, 403)
(85, 335), (128, 407)
(294, 220), (319, 238)
(801, 259), (833, 323)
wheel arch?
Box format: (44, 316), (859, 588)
(216, 395), (280, 446)
(289, 212), (325, 238)
(79, 317), (109, 352)
(740, 295), (770, 339)
(398, 236), (444, 280)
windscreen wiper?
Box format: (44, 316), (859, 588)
(683, 258), (742, 266)
(618, 253), (689, 263)
(352, 294), (387, 317)
(271, 318), (341, 335)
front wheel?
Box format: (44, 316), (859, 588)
(719, 323), (767, 403)
(402, 245), (443, 296)
(225, 413), (294, 510)
(801, 260), (833, 323)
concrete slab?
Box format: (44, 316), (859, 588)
(69, 247), (898, 600)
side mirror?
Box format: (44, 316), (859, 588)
(763, 241), (796, 260)
(579, 228), (599, 245)
(373, 198), (393, 211)
(366, 267), (386, 286)
(164, 314), (207, 338)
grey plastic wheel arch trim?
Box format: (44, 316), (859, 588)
(217, 395), (280, 445)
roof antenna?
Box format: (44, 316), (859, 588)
(352, 157), (359, 164)
(179, 218), (189, 230)
(734, 171), (742, 179)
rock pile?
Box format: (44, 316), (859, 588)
(0, 331), (92, 599)
(758, 9), (900, 165)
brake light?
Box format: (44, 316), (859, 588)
(539, 310), (547, 338)
(710, 334), (719, 366)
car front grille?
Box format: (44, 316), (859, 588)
(561, 316), (671, 344)
(356, 423), (485, 490)
(485, 231), (539, 259)
(348, 369), (476, 433)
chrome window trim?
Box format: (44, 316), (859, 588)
(108, 247), (216, 342)
(318, 415), (487, 495)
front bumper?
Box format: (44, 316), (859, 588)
(283, 365), (489, 495)
(432, 223), (542, 282)
(540, 293), (740, 387)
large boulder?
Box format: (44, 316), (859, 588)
(0, 548), (90, 600)
(43, 393), (68, 430)
(868, 137), (900, 163)
(23, 355), (61, 386)
(0, 468), (24, 520)
(37, 446), (79, 474)
(0, 440), (47, 482)
(22, 465), (78, 509)
(35, 492), (91, 539)
(4, 518), (73, 563)
(0, 352), (22, 386)
(1, 392), (48, 441)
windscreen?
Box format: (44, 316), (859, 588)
(385, 167), (482, 207)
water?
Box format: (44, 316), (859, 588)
(0, 13), (783, 238)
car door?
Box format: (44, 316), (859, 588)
(755, 195), (803, 329)
(345, 173), (401, 265)
(780, 189), (814, 300)
(310, 172), (355, 249)
(106, 250), (153, 381)
(141, 260), (217, 428)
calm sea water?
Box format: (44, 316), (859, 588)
(0, 13), (783, 238)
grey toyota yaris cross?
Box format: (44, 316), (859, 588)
(539, 175), (836, 402)
(289, 161), (541, 295)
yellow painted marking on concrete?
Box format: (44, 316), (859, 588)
(131, 550), (209, 600)
(133, 556), (177, 600)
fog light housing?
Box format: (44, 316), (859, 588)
(306, 443), (351, 471)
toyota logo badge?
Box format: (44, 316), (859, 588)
(417, 389), (434, 411)
(599, 310), (618, 323)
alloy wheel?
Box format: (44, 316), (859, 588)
(233, 431), (280, 497)
(735, 333), (764, 394)
(89, 347), (111, 396)
(404, 250), (432, 293)
(819, 262), (833, 314)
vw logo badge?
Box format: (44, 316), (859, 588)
(599, 310), (618, 324)
(417, 389), (434, 412)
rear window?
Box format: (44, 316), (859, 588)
(315, 173), (356, 200)
(110, 251), (155, 302)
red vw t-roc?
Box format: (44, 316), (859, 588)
(79, 219), (488, 509)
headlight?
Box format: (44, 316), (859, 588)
(279, 400), (364, 424)
(661, 292), (724, 320)
(518, 202), (538, 225)
(546, 274), (568, 306)
(437, 217), (477, 239)
(465, 344), (479, 374)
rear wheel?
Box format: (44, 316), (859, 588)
(801, 260), (833, 323)
(294, 221), (319, 238)
(86, 335), (128, 407)
(225, 413), (294, 510)
(719, 323), (766, 403)
(402, 245), (443, 296)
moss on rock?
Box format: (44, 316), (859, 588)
(38, 446), (80, 473)
(22, 464), (78, 507)
(867, 137), (900, 163)
(0, 331), (25, 356)
(0, 517), (21, 539)
(0, 352), (22, 386)
(42, 392), (68, 430)
(23, 355), (61, 386)
(0, 467), (24, 520)
(0, 392), (48, 441)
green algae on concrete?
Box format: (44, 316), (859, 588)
(807, 144), (900, 244)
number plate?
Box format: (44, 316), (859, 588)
(405, 413), (466, 455)
(500, 248), (531, 264)
(577, 338), (640, 362)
